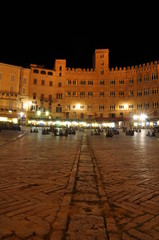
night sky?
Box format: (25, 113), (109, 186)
(1, 4), (159, 70)
(1, 36), (159, 70)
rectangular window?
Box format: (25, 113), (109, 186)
(66, 105), (70, 110)
(49, 81), (52, 86)
(144, 103), (149, 109)
(73, 91), (77, 97)
(33, 93), (36, 99)
(66, 91), (71, 97)
(49, 95), (52, 101)
(80, 92), (85, 97)
(119, 105), (124, 109)
(129, 78), (134, 84)
(88, 92), (93, 97)
(87, 105), (92, 111)
(119, 91), (124, 97)
(56, 107), (62, 112)
(144, 89), (149, 95)
(129, 105), (134, 109)
(100, 92), (104, 97)
(100, 54), (104, 58)
(41, 80), (45, 85)
(99, 105), (104, 111)
(110, 91), (115, 97)
(67, 80), (71, 85)
(137, 77), (142, 83)
(100, 80), (104, 85)
(137, 104), (142, 110)
(137, 90), (142, 96)
(34, 79), (37, 84)
(129, 90), (134, 97)
(110, 80), (115, 85)
(154, 110), (158, 116)
(119, 79), (124, 85)
(152, 73), (158, 80)
(41, 94), (44, 100)
(88, 80), (93, 85)
(56, 93), (62, 99)
(152, 88), (158, 94)
(153, 101), (158, 108)
(144, 75), (149, 82)
(110, 104), (115, 110)
(80, 80), (85, 85)
(73, 80), (77, 85)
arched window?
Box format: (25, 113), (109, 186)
(33, 69), (39, 73)
(41, 70), (46, 74)
(48, 71), (53, 75)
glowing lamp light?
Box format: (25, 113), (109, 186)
(139, 114), (147, 121)
(124, 104), (128, 110)
(76, 104), (80, 110)
(37, 110), (41, 116)
(19, 112), (24, 118)
(133, 115), (138, 120)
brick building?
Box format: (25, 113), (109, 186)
(0, 49), (159, 128)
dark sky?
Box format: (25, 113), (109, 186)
(1, 4), (159, 70)
(1, 36), (159, 70)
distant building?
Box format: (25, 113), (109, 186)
(0, 49), (159, 128)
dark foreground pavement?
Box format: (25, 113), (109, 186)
(0, 128), (159, 239)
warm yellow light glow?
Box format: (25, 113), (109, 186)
(45, 111), (49, 116)
(19, 112), (25, 118)
(76, 104), (80, 110)
(80, 122), (87, 126)
(133, 122), (138, 127)
(124, 104), (128, 110)
(64, 121), (71, 127)
(102, 122), (115, 128)
(72, 121), (78, 126)
(139, 114), (147, 121)
(38, 120), (45, 125)
(23, 101), (29, 110)
(133, 114), (147, 121)
(150, 122), (153, 126)
(92, 123), (99, 127)
(133, 115), (138, 120)
(28, 101), (32, 107)
(12, 118), (18, 123)
(157, 121), (159, 126)
(0, 117), (8, 121)
(56, 121), (61, 126)
(37, 110), (41, 115)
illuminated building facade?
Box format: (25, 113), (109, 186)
(0, 49), (159, 127)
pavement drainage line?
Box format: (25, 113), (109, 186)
(88, 139), (122, 239)
(63, 133), (110, 240)
(48, 135), (83, 240)
(0, 131), (28, 146)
